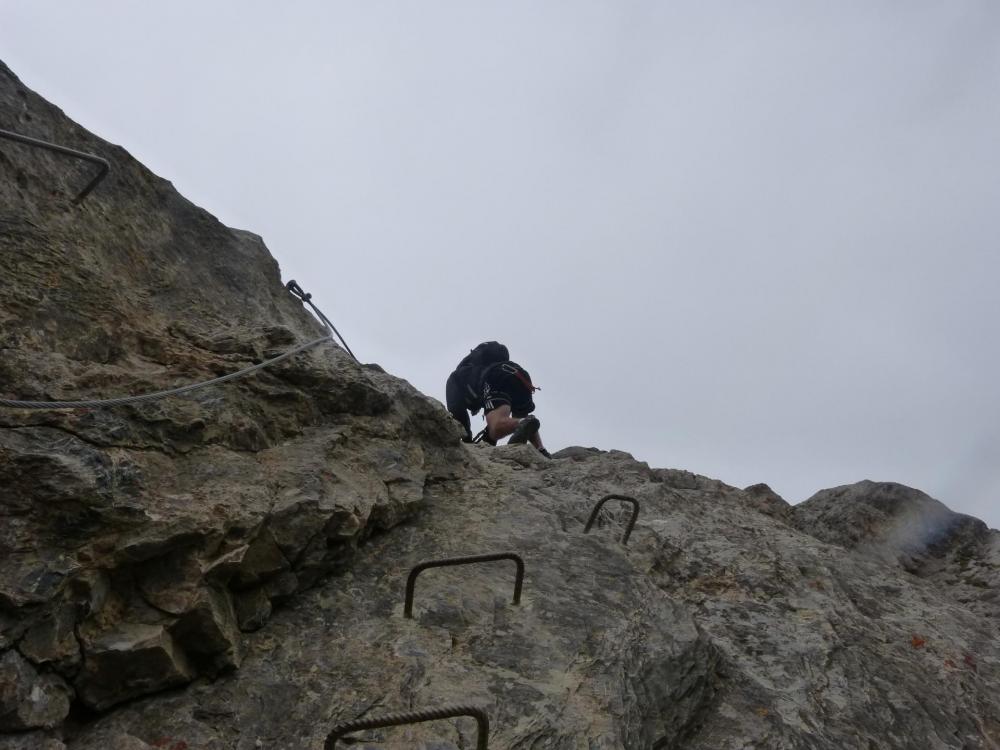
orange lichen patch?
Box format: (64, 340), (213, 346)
(911, 635), (926, 649)
(964, 654), (978, 671)
(756, 707), (770, 718)
(944, 659), (957, 669)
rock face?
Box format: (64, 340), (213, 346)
(792, 480), (1000, 622)
(35, 448), (1000, 750)
(2, 60), (1000, 749)
(0, 58), (465, 738)
(0, 650), (71, 731)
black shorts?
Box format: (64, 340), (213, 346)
(482, 362), (535, 417)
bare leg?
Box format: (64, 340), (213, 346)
(485, 405), (521, 443)
(486, 406), (545, 451)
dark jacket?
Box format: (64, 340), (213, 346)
(445, 342), (510, 440)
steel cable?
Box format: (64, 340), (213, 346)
(0, 283), (352, 410)
(0, 335), (332, 410)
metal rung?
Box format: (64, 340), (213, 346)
(584, 494), (640, 545)
(326, 704), (489, 749)
(0, 127), (110, 203)
(404, 553), (524, 619)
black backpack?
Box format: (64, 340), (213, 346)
(457, 341), (509, 370)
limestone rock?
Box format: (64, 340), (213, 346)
(59, 446), (1000, 749)
(17, 605), (81, 673)
(792, 480), (1000, 620)
(92, 737), (150, 750)
(742, 482), (792, 520)
(233, 588), (271, 632)
(206, 529), (290, 591)
(4, 57), (1000, 750)
(167, 587), (242, 673)
(792, 480), (967, 556)
(75, 624), (194, 710)
(65, 731), (152, 750)
(1, 56), (465, 732)
(0, 650), (71, 731)
(135, 548), (202, 615)
(0, 732), (66, 750)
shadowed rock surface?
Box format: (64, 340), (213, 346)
(2, 61), (1000, 749)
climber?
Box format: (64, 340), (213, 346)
(480, 360), (549, 457)
(445, 341), (509, 441)
(445, 343), (549, 457)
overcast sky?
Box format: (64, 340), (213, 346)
(3, 2), (999, 527)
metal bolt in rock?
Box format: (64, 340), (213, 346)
(583, 494), (641, 545)
(404, 553), (525, 619)
(326, 704), (490, 749)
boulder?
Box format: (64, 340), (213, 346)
(0, 650), (71, 730)
(75, 624), (193, 711)
(17, 605), (81, 673)
(167, 587), (242, 673)
(206, 529), (290, 591)
(233, 588), (271, 633)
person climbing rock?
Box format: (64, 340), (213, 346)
(480, 360), (549, 457)
(446, 341), (510, 442)
(445, 343), (549, 457)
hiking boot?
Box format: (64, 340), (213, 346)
(508, 416), (540, 445)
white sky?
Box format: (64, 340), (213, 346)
(3, 1), (999, 527)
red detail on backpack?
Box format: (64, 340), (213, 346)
(514, 370), (539, 393)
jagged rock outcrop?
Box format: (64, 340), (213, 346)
(792, 480), (1000, 621)
(1, 58), (465, 734)
(32, 447), (1000, 749)
(742, 482), (792, 521)
(3, 60), (1000, 749)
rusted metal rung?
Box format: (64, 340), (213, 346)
(583, 494), (640, 545)
(0, 127), (110, 203)
(404, 552), (524, 619)
(325, 704), (490, 749)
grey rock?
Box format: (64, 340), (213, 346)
(63, 446), (1000, 749)
(17, 605), (81, 673)
(69, 447), (721, 749)
(262, 571), (299, 605)
(792, 480), (968, 555)
(4, 59), (1000, 750)
(742, 482), (792, 520)
(0, 650), (71, 731)
(792, 479), (1000, 620)
(135, 548), (203, 615)
(167, 587), (242, 674)
(68, 731), (152, 750)
(233, 588), (271, 633)
(548, 445), (600, 460)
(74, 624), (194, 710)
(221, 529), (290, 591)
(1, 58), (464, 727)
(0, 732), (66, 750)
(93, 737), (151, 750)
